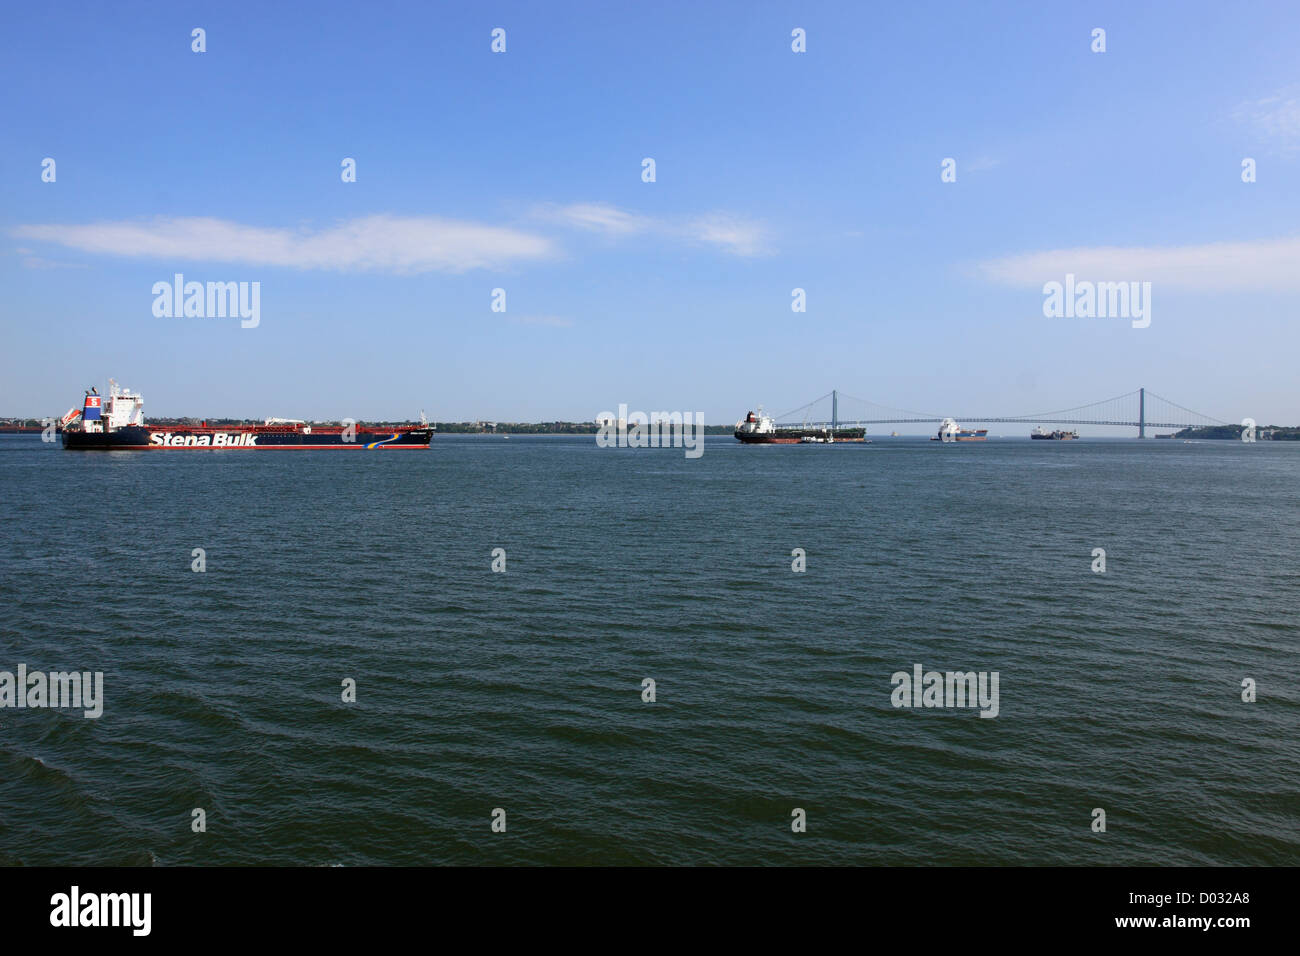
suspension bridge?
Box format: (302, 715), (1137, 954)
(771, 388), (1228, 437)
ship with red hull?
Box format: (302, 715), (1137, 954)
(59, 381), (432, 450)
(930, 418), (988, 442)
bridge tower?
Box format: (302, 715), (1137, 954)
(1139, 387), (1145, 439)
(832, 390), (838, 431)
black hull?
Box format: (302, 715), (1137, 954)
(735, 427), (867, 444)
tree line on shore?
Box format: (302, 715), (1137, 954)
(1173, 425), (1299, 440)
(7, 417), (1295, 439)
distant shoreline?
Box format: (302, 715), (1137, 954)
(4, 422), (1297, 440)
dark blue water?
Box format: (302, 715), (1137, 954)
(1, 434), (1297, 865)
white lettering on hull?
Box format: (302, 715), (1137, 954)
(149, 432), (258, 447)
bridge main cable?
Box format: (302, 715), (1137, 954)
(770, 391), (836, 424)
(833, 391), (945, 421)
(1143, 390), (1230, 427)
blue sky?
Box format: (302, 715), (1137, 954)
(2, 0), (1298, 428)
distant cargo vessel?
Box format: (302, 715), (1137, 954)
(930, 418), (988, 442)
(734, 408), (867, 444)
(59, 381), (432, 450)
(1031, 427), (1079, 440)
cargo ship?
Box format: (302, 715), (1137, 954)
(930, 418), (988, 442)
(734, 407), (867, 444)
(59, 381), (432, 450)
(1030, 427), (1079, 440)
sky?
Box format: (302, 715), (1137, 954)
(2, 0), (1299, 430)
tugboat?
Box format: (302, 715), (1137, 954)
(734, 407), (867, 444)
(1030, 427), (1079, 440)
(930, 418), (988, 442)
(59, 380), (433, 449)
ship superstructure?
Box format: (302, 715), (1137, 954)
(932, 418), (988, 442)
(1031, 427), (1079, 440)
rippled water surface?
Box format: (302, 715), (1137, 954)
(1, 434), (1297, 865)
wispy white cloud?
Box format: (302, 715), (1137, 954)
(11, 247), (87, 270)
(535, 202), (650, 236)
(19, 256), (88, 270)
(536, 202), (772, 256)
(11, 215), (556, 274)
(15, 205), (774, 272)
(510, 314), (574, 328)
(976, 237), (1300, 291)
(1235, 86), (1300, 153)
(964, 155), (1002, 173)
(684, 213), (770, 257)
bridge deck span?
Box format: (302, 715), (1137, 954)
(774, 388), (1228, 435)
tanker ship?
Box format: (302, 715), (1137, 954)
(59, 381), (432, 450)
(734, 407), (867, 444)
